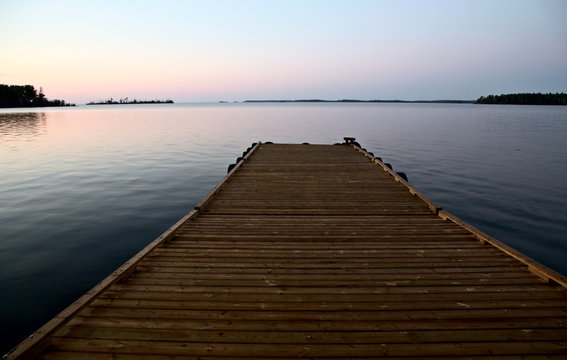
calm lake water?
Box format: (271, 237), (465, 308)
(1, 102), (566, 352)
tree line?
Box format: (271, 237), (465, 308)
(476, 92), (567, 105)
(86, 97), (174, 105)
(0, 84), (74, 108)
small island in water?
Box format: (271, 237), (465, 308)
(87, 97), (174, 105)
(475, 92), (567, 105)
(0, 84), (74, 108)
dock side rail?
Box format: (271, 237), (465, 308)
(351, 142), (567, 288)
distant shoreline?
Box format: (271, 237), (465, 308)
(86, 99), (174, 105)
(243, 99), (475, 104)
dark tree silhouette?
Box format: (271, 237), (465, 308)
(0, 84), (74, 108)
(476, 93), (567, 105)
(86, 98), (174, 105)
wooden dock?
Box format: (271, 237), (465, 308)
(7, 141), (567, 359)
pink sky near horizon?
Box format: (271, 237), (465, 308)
(1, 0), (566, 103)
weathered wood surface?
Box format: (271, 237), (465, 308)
(7, 142), (567, 359)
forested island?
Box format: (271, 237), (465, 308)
(475, 93), (567, 105)
(0, 84), (74, 108)
(86, 98), (174, 105)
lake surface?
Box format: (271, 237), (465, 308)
(1, 102), (566, 352)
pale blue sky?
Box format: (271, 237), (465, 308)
(1, 0), (565, 102)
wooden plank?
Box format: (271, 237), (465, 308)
(132, 263), (532, 274)
(106, 283), (561, 296)
(115, 270), (538, 280)
(88, 297), (567, 311)
(44, 337), (567, 357)
(76, 307), (567, 322)
(39, 352), (567, 360)
(116, 277), (547, 288)
(98, 289), (567, 303)
(51, 328), (567, 349)
(61, 316), (567, 332)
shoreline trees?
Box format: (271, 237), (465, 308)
(476, 93), (567, 105)
(0, 85), (74, 108)
(86, 98), (174, 105)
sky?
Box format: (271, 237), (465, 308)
(1, 0), (566, 103)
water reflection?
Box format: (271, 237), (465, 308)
(0, 112), (47, 150)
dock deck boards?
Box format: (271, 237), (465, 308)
(7, 142), (567, 359)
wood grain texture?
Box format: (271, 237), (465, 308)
(6, 142), (567, 359)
